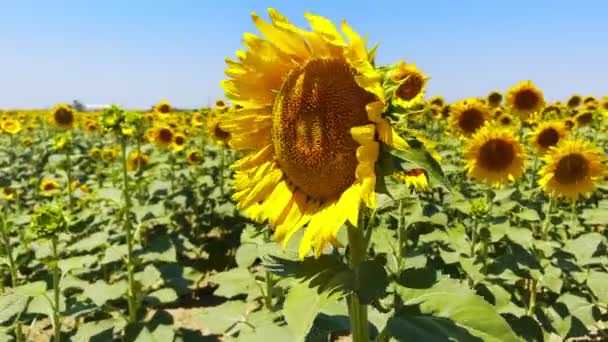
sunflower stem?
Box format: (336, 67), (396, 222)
(120, 137), (138, 323)
(51, 236), (62, 342)
(219, 147), (225, 196)
(65, 134), (73, 212)
(397, 199), (405, 271)
(0, 216), (18, 288)
(541, 198), (554, 240)
(346, 210), (369, 342)
(527, 278), (538, 317)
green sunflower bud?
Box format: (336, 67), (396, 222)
(30, 204), (68, 239)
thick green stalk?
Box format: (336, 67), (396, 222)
(51, 237), (61, 342)
(527, 279), (538, 317)
(346, 210), (369, 342)
(219, 147), (225, 196)
(264, 270), (274, 309)
(397, 200), (405, 270)
(0, 217), (18, 287)
(120, 138), (137, 323)
(65, 137), (73, 212)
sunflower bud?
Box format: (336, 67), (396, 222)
(471, 197), (491, 219)
(30, 204), (68, 239)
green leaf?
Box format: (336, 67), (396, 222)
(563, 232), (605, 266)
(264, 255), (353, 295)
(97, 187), (123, 204)
(68, 231), (109, 253)
(0, 281), (46, 323)
(129, 324), (175, 342)
(145, 288), (178, 305)
(284, 281), (342, 342)
(516, 208), (540, 222)
(209, 268), (257, 298)
(71, 318), (123, 342)
(236, 324), (293, 342)
(134, 264), (163, 291)
(138, 237), (177, 263)
(196, 300), (245, 335)
(27, 290), (66, 316)
(58, 254), (97, 274)
(391, 281), (521, 342)
(82, 280), (128, 307)
(386, 139), (447, 189)
(556, 293), (595, 330)
(581, 208), (608, 225)
(587, 270), (608, 305)
(356, 259), (388, 304)
(101, 244), (127, 265)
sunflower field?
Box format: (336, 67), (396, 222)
(1, 8), (608, 342)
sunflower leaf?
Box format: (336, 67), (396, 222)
(386, 139), (447, 190)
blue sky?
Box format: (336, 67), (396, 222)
(2, 0), (607, 109)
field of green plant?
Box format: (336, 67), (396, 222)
(1, 8), (608, 342)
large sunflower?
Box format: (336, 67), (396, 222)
(220, 9), (404, 258)
(448, 99), (491, 136)
(528, 121), (567, 154)
(506, 81), (545, 120)
(464, 124), (526, 185)
(48, 103), (75, 129)
(487, 91), (503, 108)
(539, 139), (605, 200)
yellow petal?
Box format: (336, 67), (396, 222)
(351, 124), (376, 145)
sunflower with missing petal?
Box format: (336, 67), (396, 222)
(48, 103), (75, 129)
(387, 61), (428, 109)
(448, 99), (491, 137)
(506, 81), (545, 120)
(464, 124), (526, 186)
(539, 139), (605, 201)
(220, 8), (411, 258)
(528, 121), (567, 154)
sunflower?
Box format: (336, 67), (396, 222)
(541, 104), (562, 120)
(448, 99), (491, 136)
(186, 148), (204, 164)
(191, 112), (205, 127)
(583, 96), (598, 107)
(506, 81), (545, 120)
(487, 91), (503, 108)
(567, 94), (582, 109)
(496, 112), (514, 127)
(48, 103), (75, 129)
(127, 151), (151, 172)
(429, 96), (444, 108)
(390, 61), (428, 108)
(208, 114), (231, 146)
(153, 126), (175, 148)
(102, 147), (119, 161)
(1, 118), (22, 134)
(215, 99), (228, 114)
(528, 121), (567, 154)
(1, 187), (16, 201)
(220, 9), (405, 258)
(600, 96), (608, 111)
(172, 133), (187, 151)
(89, 147), (102, 160)
(575, 111), (594, 127)
(154, 100), (172, 114)
(564, 118), (575, 131)
(539, 139), (605, 200)
(40, 179), (60, 194)
(395, 168), (428, 192)
(464, 124), (526, 185)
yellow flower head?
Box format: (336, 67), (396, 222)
(539, 139), (605, 201)
(575, 111), (595, 127)
(395, 168), (428, 192)
(220, 8), (406, 258)
(464, 124), (526, 186)
(39, 179), (61, 195)
(186, 148), (204, 164)
(172, 133), (187, 151)
(48, 103), (75, 129)
(191, 112), (205, 127)
(528, 121), (568, 154)
(583, 96), (598, 107)
(1, 187), (17, 201)
(207, 114), (231, 146)
(496, 112), (514, 127)
(389, 61), (428, 108)
(153, 126), (175, 148)
(127, 151), (151, 172)
(1, 118), (22, 135)
(448, 99), (491, 137)
(506, 81), (545, 120)
(154, 100), (172, 114)
(89, 147), (102, 160)
(102, 147), (119, 161)
(428, 96), (445, 108)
